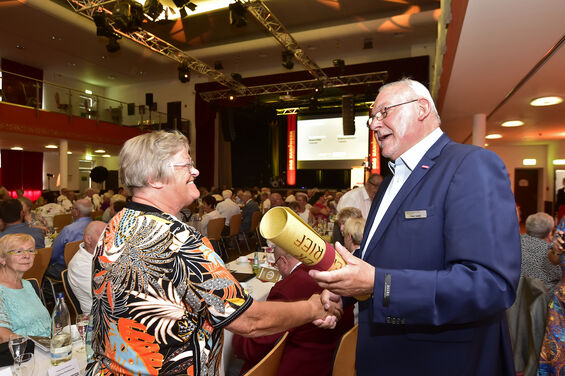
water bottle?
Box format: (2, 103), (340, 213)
(50, 293), (72, 366)
(252, 250), (261, 275)
(85, 314), (94, 362)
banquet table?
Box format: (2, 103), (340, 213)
(0, 327), (87, 376)
(220, 252), (277, 376)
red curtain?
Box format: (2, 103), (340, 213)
(287, 114), (297, 186)
(1, 149), (43, 193)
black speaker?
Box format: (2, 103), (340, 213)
(127, 102), (135, 115)
(167, 101), (182, 130)
(342, 95), (355, 135)
(220, 108), (237, 142)
(145, 93), (153, 106)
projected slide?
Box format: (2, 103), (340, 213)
(297, 116), (369, 169)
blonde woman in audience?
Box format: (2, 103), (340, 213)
(343, 217), (366, 255)
(0, 234), (50, 342)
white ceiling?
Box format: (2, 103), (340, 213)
(0, 0), (564, 154)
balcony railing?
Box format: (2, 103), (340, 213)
(0, 69), (189, 132)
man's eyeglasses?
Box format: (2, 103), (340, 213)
(367, 99), (418, 128)
(7, 249), (38, 256)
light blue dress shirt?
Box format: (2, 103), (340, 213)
(51, 217), (92, 266)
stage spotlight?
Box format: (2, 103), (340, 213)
(178, 63), (191, 83)
(332, 58), (345, 75)
(214, 61), (224, 70)
(112, 0), (144, 32)
(231, 73), (243, 82)
(186, 2), (197, 11)
(144, 0), (163, 21)
(93, 11), (114, 38)
(282, 49), (294, 70)
(173, 0), (196, 17)
(229, 1), (247, 27)
(106, 35), (121, 53)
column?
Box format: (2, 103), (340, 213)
(59, 139), (68, 188)
(472, 113), (486, 147)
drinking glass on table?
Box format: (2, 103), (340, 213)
(18, 353), (34, 376)
(76, 313), (90, 350)
(9, 334), (28, 375)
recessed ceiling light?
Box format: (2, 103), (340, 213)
(67, 151), (72, 155)
(10, 146), (23, 151)
(94, 149), (106, 153)
(484, 143), (489, 147)
(501, 120), (524, 127)
(485, 134), (502, 140)
(553, 159), (565, 165)
(530, 96), (563, 106)
(523, 159), (536, 166)
(45, 145), (58, 149)
(102, 154), (111, 158)
(85, 89), (92, 95)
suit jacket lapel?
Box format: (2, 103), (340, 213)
(361, 134), (452, 260)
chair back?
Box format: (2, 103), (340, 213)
(229, 214), (242, 236)
(61, 269), (82, 320)
(244, 331), (289, 376)
(53, 213), (72, 231)
(23, 247), (53, 286)
(250, 211), (261, 233)
(64, 240), (82, 266)
(207, 217), (225, 240)
(331, 324), (358, 376)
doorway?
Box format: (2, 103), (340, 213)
(514, 168), (541, 224)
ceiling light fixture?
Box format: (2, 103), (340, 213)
(112, 0), (144, 32)
(485, 134), (502, 139)
(523, 159), (536, 166)
(94, 149), (106, 153)
(229, 1), (247, 27)
(501, 120), (524, 127)
(106, 35), (121, 53)
(67, 151), (72, 155)
(45, 145), (58, 149)
(553, 159), (565, 165)
(143, 0), (164, 21)
(102, 154), (111, 158)
(10, 146), (23, 151)
(530, 96), (563, 106)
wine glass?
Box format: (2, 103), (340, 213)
(8, 334), (27, 374)
(76, 313), (90, 350)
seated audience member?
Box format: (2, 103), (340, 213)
(0, 199), (44, 248)
(260, 192), (271, 214)
(0, 234), (51, 342)
(47, 198), (92, 278)
(309, 192), (330, 223)
(331, 207), (363, 245)
(57, 188), (74, 213)
(0, 187), (10, 201)
(35, 201), (65, 230)
(18, 197), (49, 234)
(343, 217), (366, 255)
(240, 191), (259, 234)
(270, 192), (284, 209)
(67, 221), (106, 313)
(235, 189), (245, 206)
(99, 191), (112, 211)
(216, 190), (241, 234)
(521, 212), (562, 292)
(199, 195), (223, 237)
(284, 190), (296, 203)
(84, 188), (102, 210)
(294, 193), (311, 224)
(232, 245), (354, 375)
(101, 194), (126, 222)
(337, 174), (383, 219)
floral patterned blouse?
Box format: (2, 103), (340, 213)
(86, 202), (253, 376)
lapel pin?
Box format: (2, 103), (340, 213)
(421, 165), (430, 169)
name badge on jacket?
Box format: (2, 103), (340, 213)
(405, 210), (427, 219)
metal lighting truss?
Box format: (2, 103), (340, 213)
(242, 0), (328, 82)
(199, 71), (389, 102)
(65, 0), (247, 92)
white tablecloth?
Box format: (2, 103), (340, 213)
(0, 330), (86, 376)
(220, 253), (276, 375)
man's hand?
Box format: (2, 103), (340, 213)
(309, 242), (375, 297)
(308, 292), (342, 329)
(313, 289), (343, 329)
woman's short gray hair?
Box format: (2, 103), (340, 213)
(120, 131), (189, 191)
(525, 212), (554, 239)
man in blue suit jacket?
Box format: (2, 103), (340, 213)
(310, 79), (521, 375)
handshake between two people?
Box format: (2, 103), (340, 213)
(309, 241), (376, 329)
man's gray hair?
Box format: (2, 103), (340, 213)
(222, 190), (233, 199)
(379, 78), (440, 123)
(525, 212), (554, 239)
(120, 131), (189, 191)
(75, 198), (93, 216)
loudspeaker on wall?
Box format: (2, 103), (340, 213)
(342, 95), (355, 135)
